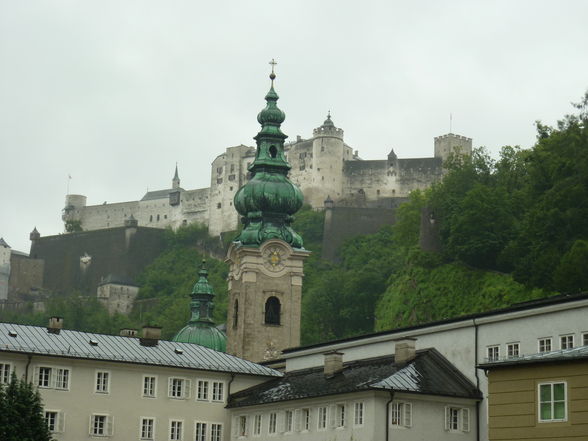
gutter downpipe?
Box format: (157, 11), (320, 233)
(25, 354), (32, 382)
(473, 318), (480, 441)
(385, 390), (395, 441)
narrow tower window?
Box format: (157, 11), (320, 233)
(269, 145), (277, 158)
(265, 297), (281, 325)
(233, 300), (239, 328)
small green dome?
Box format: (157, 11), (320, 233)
(172, 260), (227, 351)
(257, 87), (286, 125)
(322, 112), (335, 127)
(172, 323), (227, 352)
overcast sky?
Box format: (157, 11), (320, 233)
(1, 0), (587, 252)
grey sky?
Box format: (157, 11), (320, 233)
(1, 0), (587, 252)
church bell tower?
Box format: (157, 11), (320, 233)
(226, 62), (309, 362)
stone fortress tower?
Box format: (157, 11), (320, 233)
(225, 64), (310, 363)
(0, 238), (11, 300)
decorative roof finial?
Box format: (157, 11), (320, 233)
(269, 58), (277, 84)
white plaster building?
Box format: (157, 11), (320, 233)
(0, 320), (280, 441)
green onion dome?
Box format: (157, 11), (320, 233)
(233, 67), (304, 249)
(172, 260), (227, 352)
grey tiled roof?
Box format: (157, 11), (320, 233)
(141, 188), (183, 201)
(0, 238), (10, 248)
(228, 349), (480, 408)
(480, 345), (588, 368)
(0, 323), (281, 378)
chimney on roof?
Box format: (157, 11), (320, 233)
(47, 316), (63, 334)
(140, 325), (162, 347)
(324, 351), (344, 377)
(394, 337), (417, 364)
(120, 328), (138, 338)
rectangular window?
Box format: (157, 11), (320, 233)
(168, 378), (189, 399)
(140, 418), (154, 440)
(317, 407), (327, 430)
(539, 382), (567, 422)
(391, 402), (412, 428)
(354, 402), (364, 427)
(96, 371), (109, 393)
(170, 420), (183, 440)
(197, 380), (209, 400)
(560, 334), (574, 350)
(445, 407), (469, 432)
(238, 416), (247, 437)
(336, 404), (345, 428)
(212, 381), (224, 402)
(269, 413), (277, 434)
(195, 422), (207, 441)
(211, 423), (222, 441)
(45, 411), (62, 433)
(143, 376), (156, 397)
(0, 363), (11, 384)
(90, 414), (112, 436)
(38, 367), (51, 387)
(55, 368), (69, 390)
(302, 409), (310, 431)
(583, 332), (588, 346)
(285, 410), (293, 433)
(487, 345), (500, 362)
(507, 342), (520, 358)
(253, 415), (262, 436)
(539, 337), (552, 353)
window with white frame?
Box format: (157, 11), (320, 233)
(444, 407), (469, 432)
(0, 363), (11, 384)
(90, 414), (113, 437)
(95, 371), (109, 393)
(197, 380), (209, 400)
(302, 408), (310, 431)
(560, 334), (574, 350)
(168, 378), (190, 399)
(317, 406), (327, 430)
(390, 402), (412, 428)
(143, 376), (156, 398)
(211, 423), (222, 441)
(539, 382), (567, 422)
(507, 342), (520, 358)
(238, 416), (247, 437)
(539, 337), (552, 353)
(195, 422), (207, 441)
(284, 410), (293, 433)
(269, 412), (277, 434)
(212, 381), (224, 401)
(170, 420), (183, 440)
(336, 404), (346, 428)
(353, 402), (364, 427)
(582, 332), (588, 346)
(487, 345), (500, 362)
(253, 414), (262, 436)
(36, 366), (70, 390)
(45, 410), (64, 433)
(140, 417), (155, 440)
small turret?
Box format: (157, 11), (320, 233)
(30, 227), (40, 241)
(124, 214), (138, 228)
(313, 112), (344, 140)
(172, 164), (180, 189)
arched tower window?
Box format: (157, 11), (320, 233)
(233, 299), (239, 328)
(264, 296), (281, 325)
(269, 145), (277, 158)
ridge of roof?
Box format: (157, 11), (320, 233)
(283, 292), (588, 354)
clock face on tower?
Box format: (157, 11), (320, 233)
(263, 246), (286, 272)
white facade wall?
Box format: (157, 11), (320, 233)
(0, 352), (269, 441)
(96, 283), (140, 315)
(229, 391), (477, 441)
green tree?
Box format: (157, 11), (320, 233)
(0, 372), (52, 441)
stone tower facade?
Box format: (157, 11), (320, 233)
(225, 66), (309, 362)
(0, 238), (11, 301)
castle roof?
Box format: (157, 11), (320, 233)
(141, 188), (184, 201)
(0, 238), (10, 248)
(98, 273), (138, 287)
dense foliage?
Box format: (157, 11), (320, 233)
(0, 373), (52, 441)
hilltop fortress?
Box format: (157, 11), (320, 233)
(62, 115), (472, 237)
